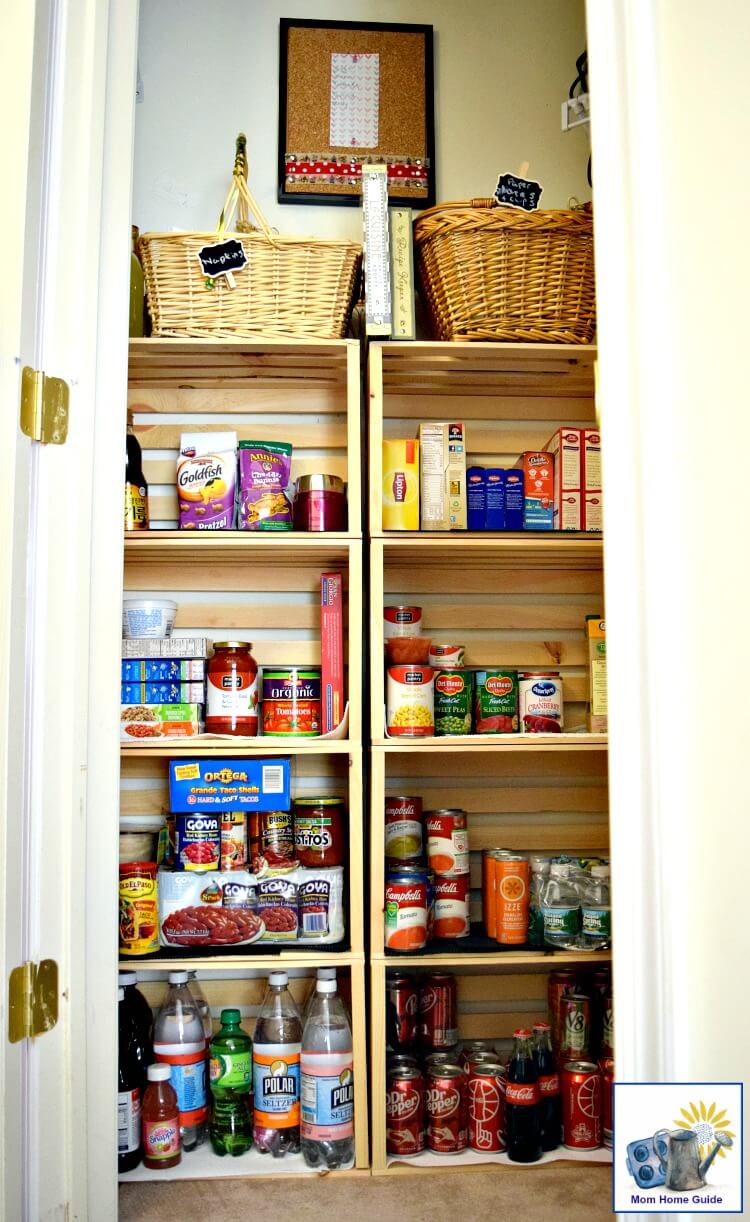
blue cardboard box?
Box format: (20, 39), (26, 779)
(485, 469), (506, 531)
(169, 758), (291, 812)
(121, 659), (207, 682)
(466, 467), (486, 531)
(504, 469), (524, 531)
(121, 681), (206, 705)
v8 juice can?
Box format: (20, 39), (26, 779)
(434, 668), (473, 735)
(262, 667), (321, 736)
(474, 670), (518, 734)
(384, 867), (428, 952)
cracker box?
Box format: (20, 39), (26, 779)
(466, 467), (486, 531)
(419, 422), (467, 531)
(120, 704), (203, 742)
(545, 428), (583, 531)
(121, 638), (208, 659)
(121, 659), (207, 682)
(585, 616), (607, 733)
(485, 468), (506, 531)
(514, 452), (554, 530)
(321, 572), (344, 733)
(582, 429), (603, 532)
(121, 682), (206, 705)
(168, 758), (291, 813)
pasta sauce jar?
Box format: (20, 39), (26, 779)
(293, 797), (346, 866)
(262, 667), (321, 736)
(206, 642), (259, 736)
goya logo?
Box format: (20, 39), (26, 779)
(532, 681), (556, 697)
(185, 815), (220, 833)
(436, 673), (464, 696)
(331, 1068), (353, 1110)
(486, 675), (513, 696)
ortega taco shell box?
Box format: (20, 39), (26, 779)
(177, 431), (237, 530)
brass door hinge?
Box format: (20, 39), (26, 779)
(20, 366), (69, 445)
(8, 959), (59, 1043)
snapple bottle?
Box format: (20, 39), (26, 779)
(206, 642), (259, 736)
(142, 1064), (181, 1170)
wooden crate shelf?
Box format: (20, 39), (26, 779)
(371, 736), (607, 753)
(121, 740), (358, 758)
(124, 531), (359, 568)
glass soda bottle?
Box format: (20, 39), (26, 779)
(142, 1064), (181, 1170)
(253, 971), (302, 1156)
(301, 976), (354, 1169)
(541, 862), (581, 950)
(532, 1021), (561, 1151)
(153, 971), (207, 1150)
(118, 987), (143, 1172)
(119, 970), (154, 1060)
(209, 1008), (253, 1156)
(505, 1027), (542, 1163)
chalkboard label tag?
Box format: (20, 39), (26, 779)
(197, 238), (248, 279)
(494, 173), (543, 211)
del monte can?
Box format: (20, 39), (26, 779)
(474, 669), (519, 734)
(434, 668), (473, 735)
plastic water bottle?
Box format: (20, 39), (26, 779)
(187, 971), (213, 1042)
(527, 856), (551, 949)
(153, 971), (207, 1150)
(209, 1008), (253, 1156)
(541, 862), (581, 949)
(253, 971), (302, 1156)
(578, 864), (611, 949)
(301, 976), (354, 1169)
(303, 968), (337, 1020)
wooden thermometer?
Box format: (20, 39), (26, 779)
(362, 165), (392, 336)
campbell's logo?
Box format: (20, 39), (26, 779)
(392, 472), (406, 503)
(436, 879), (465, 898)
(436, 673), (464, 696)
(387, 801), (419, 817)
(426, 1086), (460, 1118)
(386, 886), (425, 904)
(486, 676), (513, 696)
(387, 1085), (421, 1120)
(532, 681), (557, 697)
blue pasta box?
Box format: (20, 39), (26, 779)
(169, 758), (291, 812)
(504, 469), (524, 531)
(121, 659), (207, 682)
(466, 467), (486, 531)
(121, 681), (206, 705)
(485, 468), (506, 530)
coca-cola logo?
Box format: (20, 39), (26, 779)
(506, 1082), (539, 1106)
(426, 1086), (459, 1118)
(387, 1086), (421, 1120)
(538, 1073), (560, 1095)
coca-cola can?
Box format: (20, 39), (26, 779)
(425, 1064), (467, 1153)
(386, 1066), (425, 1157)
(547, 969), (580, 1054)
(559, 993), (591, 1062)
(386, 972), (419, 1052)
(419, 974), (458, 1050)
(599, 1056), (614, 1149)
(561, 1061), (602, 1150)
(467, 1061), (506, 1152)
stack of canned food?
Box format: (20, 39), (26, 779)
(384, 797), (470, 951)
(385, 968), (614, 1162)
(384, 606), (564, 738)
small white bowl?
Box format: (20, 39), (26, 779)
(122, 599), (177, 639)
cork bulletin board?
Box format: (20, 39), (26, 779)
(278, 19), (435, 207)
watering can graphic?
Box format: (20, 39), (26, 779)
(653, 1128), (733, 1190)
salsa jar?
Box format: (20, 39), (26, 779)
(262, 667), (321, 736)
(293, 797), (346, 867)
(206, 641), (259, 736)
(292, 474), (347, 532)
(119, 862), (159, 956)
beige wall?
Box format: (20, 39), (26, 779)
(133, 0), (589, 241)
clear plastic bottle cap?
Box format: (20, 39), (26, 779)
(317, 980), (337, 994)
(317, 968), (336, 981)
(168, 971), (189, 984)
(118, 988), (125, 1001)
(119, 971), (137, 986)
(147, 1063), (171, 1082)
(269, 972), (288, 987)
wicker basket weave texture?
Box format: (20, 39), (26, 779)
(415, 202), (595, 343)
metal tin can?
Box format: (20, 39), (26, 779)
(467, 1060), (506, 1152)
(559, 993), (592, 1062)
(262, 666), (321, 736)
(433, 874), (470, 939)
(601, 993), (614, 1058)
(425, 809), (469, 877)
(494, 854), (530, 945)
(561, 1061), (602, 1150)
(428, 644), (465, 670)
(459, 1041), (497, 1070)
(220, 812), (247, 871)
(518, 671), (564, 734)
(387, 1053), (419, 1072)
(481, 848), (512, 938)
(386, 972), (419, 1053)
(118, 863), (159, 956)
(434, 668), (473, 735)
(248, 810), (297, 874)
(293, 796), (346, 867)
(387, 665), (434, 737)
(384, 866), (429, 952)
(384, 795), (423, 862)
(384, 606), (423, 638)
(174, 813), (221, 871)
(599, 1056), (614, 1148)
(426, 1065), (467, 1153)
(386, 1066), (426, 1157)
(474, 669), (519, 734)
(418, 974), (458, 1050)
(424, 1051), (455, 1070)
(547, 970), (581, 1055)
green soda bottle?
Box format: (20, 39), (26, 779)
(209, 1008), (253, 1156)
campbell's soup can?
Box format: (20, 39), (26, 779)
(562, 1061), (602, 1150)
(428, 644), (465, 669)
(426, 809), (469, 877)
(386, 973), (419, 1052)
(384, 867), (428, 952)
(433, 874), (470, 939)
(599, 1057), (614, 1148)
(467, 1061), (506, 1152)
(518, 671), (564, 734)
(384, 606), (423, 639)
(387, 665), (434, 737)
(494, 854), (530, 945)
(426, 1065), (467, 1153)
(384, 795), (423, 862)
(386, 1066), (425, 1157)
(418, 974), (458, 1050)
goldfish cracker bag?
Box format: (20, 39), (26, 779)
(239, 441), (293, 530)
(177, 432), (237, 529)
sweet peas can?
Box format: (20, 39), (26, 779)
(434, 668), (473, 736)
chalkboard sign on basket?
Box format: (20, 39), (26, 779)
(494, 173), (543, 211)
(196, 238), (248, 280)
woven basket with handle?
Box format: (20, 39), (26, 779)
(138, 135), (362, 340)
(414, 199), (595, 343)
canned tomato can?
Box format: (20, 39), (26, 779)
(494, 854), (530, 945)
(386, 1066), (425, 1157)
(547, 970), (580, 1054)
(384, 795), (423, 862)
(434, 668), (473, 736)
(433, 874), (470, 939)
(220, 812), (247, 871)
(384, 867), (428, 952)
(386, 665), (435, 737)
(599, 1056), (614, 1148)
(518, 671), (564, 734)
(386, 972), (419, 1052)
(384, 606), (423, 639)
(474, 669), (519, 734)
(262, 666), (321, 736)
(559, 993), (591, 1062)
(118, 862), (159, 956)
(468, 1061), (506, 1152)
(561, 1061), (602, 1149)
(426, 1065), (467, 1153)
(428, 644), (465, 669)
(418, 974), (458, 1050)
(426, 809), (469, 877)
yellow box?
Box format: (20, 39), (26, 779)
(585, 616), (607, 733)
(382, 439), (419, 530)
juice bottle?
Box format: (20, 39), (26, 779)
(253, 971), (302, 1156)
(118, 987), (143, 1172)
(209, 1009), (253, 1156)
(142, 1064), (181, 1170)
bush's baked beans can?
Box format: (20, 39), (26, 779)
(494, 854), (530, 945)
(433, 874), (470, 939)
(386, 1066), (425, 1157)
(384, 606), (423, 639)
(418, 974), (458, 1050)
(387, 666), (434, 737)
(384, 867), (429, 952)
(518, 671), (564, 734)
(426, 1064), (467, 1153)
(599, 1056), (614, 1148)
(467, 1060), (506, 1152)
(119, 863), (159, 956)
(561, 1061), (602, 1150)
(248, 810), (298, 874)
(386, 972), (419, 1052)
(426, 809), (469, 877)
(384, 795), (423, 862)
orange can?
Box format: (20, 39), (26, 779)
(494, 855), (530, 945)
(483, 851), (497, 937)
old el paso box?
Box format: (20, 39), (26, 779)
(169, 758), (291, 813)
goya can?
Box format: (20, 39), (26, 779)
(386, 1066), (425, 1157)
(433, 875), (470, 939)
(561, 1061), (602, 1150)
(426, 809), (469, 877)
(384, 795), (423, 862)
(426, 1064), (467, 1153)
(467, 1060), (506, 1152)
(384, 866), (428, 952)
(387, 665), (434, 737)
(119, 862), (159, 956)
(518, 671), (564, 734)
(262, 667), (321, 736)
(494, 854), (530, 945)
(174, 813), (221, 871)
(474, 669), (519, 734)
(434, 668), (473, 736)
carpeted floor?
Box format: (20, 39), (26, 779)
(119, 1164), (612, 1221)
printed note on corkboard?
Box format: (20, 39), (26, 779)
(278, 20), (435, 208)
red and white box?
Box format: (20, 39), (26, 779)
(582, 429), (603, 532)
(321, 572), (345, 733)
(544, 428), (582, 531)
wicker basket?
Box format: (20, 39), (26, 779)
(138, 136), (361, 340)
(414, 199), (595, 343)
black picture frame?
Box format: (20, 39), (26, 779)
(278, 18), (436, 209)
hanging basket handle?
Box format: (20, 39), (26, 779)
(217, 132), (279, 246)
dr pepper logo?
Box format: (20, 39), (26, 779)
(426, 1086), (460, 1118)
(387, 1085), (421, 1120)
(485, 675), (513, 696)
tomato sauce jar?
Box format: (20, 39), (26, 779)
(293, 797), (346, 866)
(262, 667), (321, 736)
(292, 474), (347, 532)
(206, 642), (259, 736)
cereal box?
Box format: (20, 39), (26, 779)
(514, 451), (554, 530)
(419, 422), (467, 531)
(545, 428), (582, 531)
(382, 439), (419, 530)
(321, 572), (344, 733)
